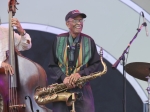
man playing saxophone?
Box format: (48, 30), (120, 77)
(49, 10), (101, 112)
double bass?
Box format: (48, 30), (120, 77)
(0, 0), (52, 112)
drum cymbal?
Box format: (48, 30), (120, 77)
(125, 62), (150, 81)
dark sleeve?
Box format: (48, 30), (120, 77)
(49, 37), (66, 82)
(78, 38), (101, 76)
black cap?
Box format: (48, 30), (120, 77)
(65, 10), (86, 21)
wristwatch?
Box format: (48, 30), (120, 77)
(21, 30), (26, 36)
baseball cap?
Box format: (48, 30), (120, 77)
(65, 10), (86, 21)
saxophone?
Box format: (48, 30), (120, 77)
(34, 47), (107, 106)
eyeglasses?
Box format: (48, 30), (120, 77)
(68, 19), (85, 24)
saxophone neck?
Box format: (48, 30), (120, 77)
(99, 47), (107, 74)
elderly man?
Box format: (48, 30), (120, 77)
(49, 10), (101, 112)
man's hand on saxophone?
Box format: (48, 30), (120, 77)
(69, 73), (81, 87)
(63, 77), (74, 89)
(63, 73), (81, 89)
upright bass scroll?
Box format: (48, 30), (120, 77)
(8, 0), (19, 16)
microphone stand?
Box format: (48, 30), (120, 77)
(112, 22), (147, 112)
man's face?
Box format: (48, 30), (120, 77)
(66, 15), (84, 35)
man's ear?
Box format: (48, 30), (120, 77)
(66, 22), (70, 28)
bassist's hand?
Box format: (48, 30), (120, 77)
(1, 62), (14, 75)
(11, 18), (25, 36)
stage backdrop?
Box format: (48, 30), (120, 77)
(19, 29), (143, 112)
(1, 0), (150, 98)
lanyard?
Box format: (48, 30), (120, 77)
(67, 34), (81, 74)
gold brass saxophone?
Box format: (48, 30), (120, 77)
(34, 47), (107, 106)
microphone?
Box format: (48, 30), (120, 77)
(141, 12), (149, 36)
